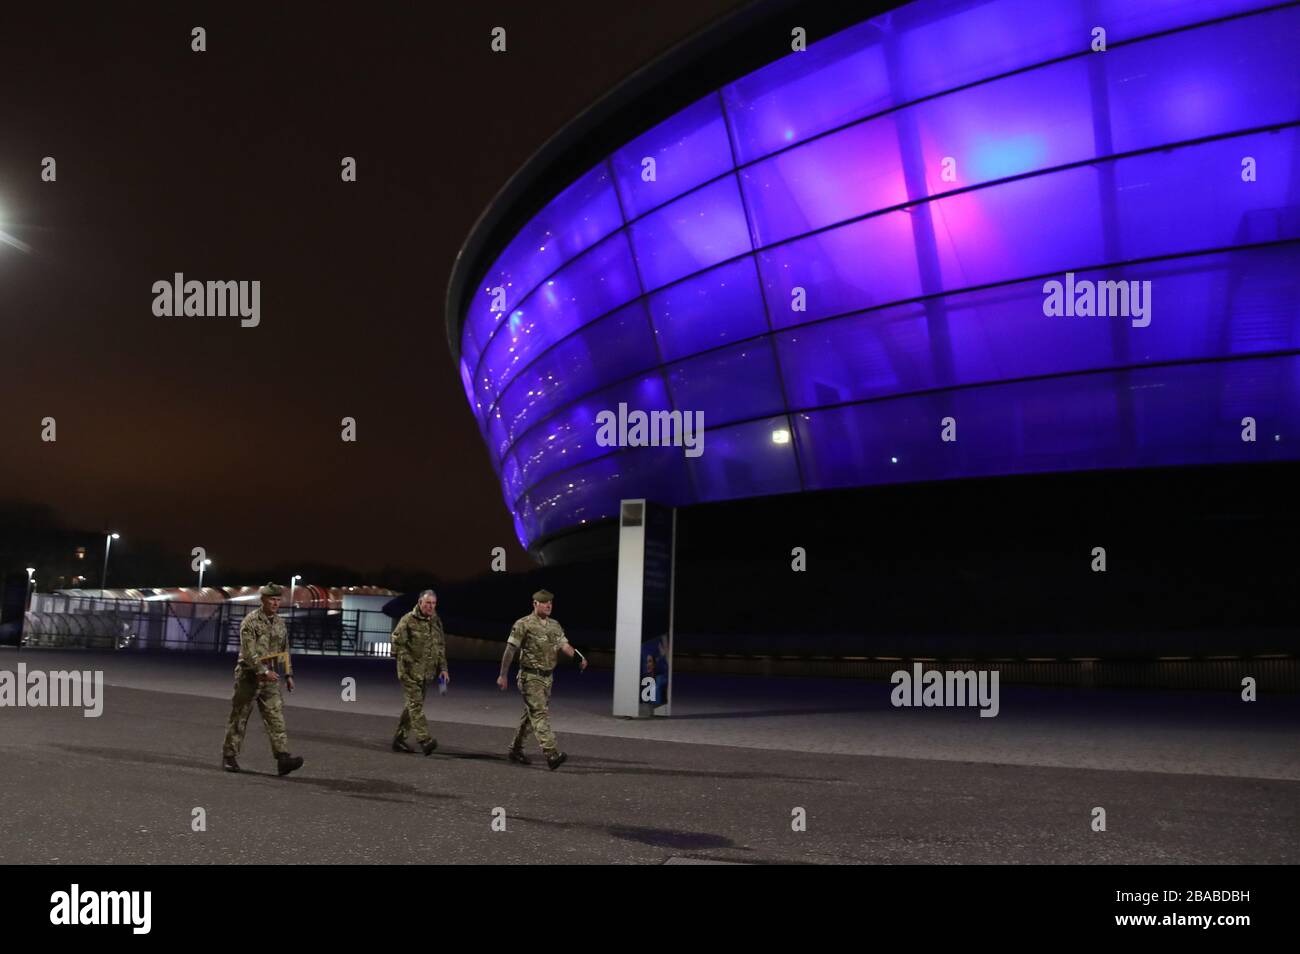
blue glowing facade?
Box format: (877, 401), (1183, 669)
(450, 0), (1300, 551)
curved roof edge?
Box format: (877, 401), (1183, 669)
(444, 0), (900, 364)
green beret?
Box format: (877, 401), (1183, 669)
(532, 589), (554, 603)
(260, 583), (283, 596)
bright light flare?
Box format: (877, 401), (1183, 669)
(0, 228), (32, 253)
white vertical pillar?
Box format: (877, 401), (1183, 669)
(659, 507), (676, 717)
(613, 500), (647, 718)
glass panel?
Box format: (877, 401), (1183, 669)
(665, 339), (786, 427)
(757, 209), (922, 329)
(794, 357), (1300, 492)
(777, 302), (937, 409)
(466, 164), (622, 358)
(513, 373), (674, 495)
(778, 243), (1300, 414)
(502, 453), (525, 506)
(722, 20), (890, 165)
(688, 415), (801, 501)
(907, 59), (1093, 196)
(647, 257), (770, 362)
(521, 445), (694, 541)
(494, 301), (659, 444)
(1106, 6), (1300, 155)
(611, 94), (735, 219)
(628, 175), (752, 291)
(890, 0), (1272, 105)
(1111, 129), (1300, 262)
(476, 231), (642, 406)
(740, 116), (908, 247)
(930, 164), (1104, 290)
(721, 0), (1273, 165)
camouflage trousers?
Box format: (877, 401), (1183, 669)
(511, 672), (558, 758)
(222, 671), (288, 758)
(394, 660), (434, 745)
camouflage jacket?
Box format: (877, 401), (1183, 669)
(392, 607), (446, 676)
(236, 608), (288, 676)
(507, 613), (568, 673)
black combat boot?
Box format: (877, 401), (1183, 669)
(276, 752), (305, 776)
(546, 751), (567, 771)
(506, 747), (530, 765)
(392, 735), (414, 753)
(222, 754), (240, 773)
(420, 738), (438, 756)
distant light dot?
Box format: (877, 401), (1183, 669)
(890, 456), (898, 464)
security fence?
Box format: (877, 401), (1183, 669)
(22, 593), (397, 657)
(17, 594), (1297, 691)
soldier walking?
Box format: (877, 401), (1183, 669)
(496, 589), (586, 770)
(222, 583), (304, 775)
(391, 589), (447, 755)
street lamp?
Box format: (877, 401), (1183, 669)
(100, 532), (120, 598)
(288, 574), (302, 631)
(25, 567), (36, 611)
(198, 558), (212, 589)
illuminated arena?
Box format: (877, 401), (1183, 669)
(447, 0), (1300, 559)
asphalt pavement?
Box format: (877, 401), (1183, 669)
(1, 649), (1296, 864)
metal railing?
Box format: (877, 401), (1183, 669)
(18, 594), (1297, 691)
(21, 594), (397, 657)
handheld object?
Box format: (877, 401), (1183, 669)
(259, 652), (293, 680)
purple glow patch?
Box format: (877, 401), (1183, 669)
(740, 116), (908, 246)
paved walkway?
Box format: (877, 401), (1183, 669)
(5, 648), (1298, 780)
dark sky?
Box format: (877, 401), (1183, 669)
(0, 1), (739, 580)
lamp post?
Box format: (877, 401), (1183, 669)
(288, 574), (301, 631)
(100, 532), (120, 597)
(198, 558), (212, 589)
(25, 567), (36, 612)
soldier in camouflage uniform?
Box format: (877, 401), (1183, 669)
(222, 584), (304, 776)
(496, 589), (586, 770)
(391, 589), (447, 756)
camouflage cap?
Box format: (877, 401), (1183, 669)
(260, 583), (283, 596)
(532, 589), (554, 603)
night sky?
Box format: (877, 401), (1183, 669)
(0, 1), (739, 580)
